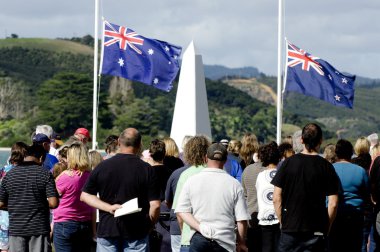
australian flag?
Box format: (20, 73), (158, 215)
(284, 41), (355, 109)
(100, 20), (182, 92)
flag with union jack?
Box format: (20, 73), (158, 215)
(284, 40), (355, 108)
(100, 20), (182, 92)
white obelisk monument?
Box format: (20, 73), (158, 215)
(170, 41), (212, 150)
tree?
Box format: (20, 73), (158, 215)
(35, 72), (93, 136)
(113, 98), (160, 136)
(10, 34), (18, 39)
(81, 35), (94, 47)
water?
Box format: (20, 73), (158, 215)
(0, 149), (10, 167)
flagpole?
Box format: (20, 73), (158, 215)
(92, 0), (99, 150)
(276, 0), (283, 144)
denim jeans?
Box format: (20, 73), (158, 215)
(277, 232), (327, 252)
(53, 221), (92, 252)
(189, 232), (227, 252)
(97, 236), (148, 252)
(180, 245), (190, 252)
(363, 210), (376, 252)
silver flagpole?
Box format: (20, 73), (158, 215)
(276, 0), (283, 144)
(92, 0), (99, 150)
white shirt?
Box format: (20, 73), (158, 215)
(175, 168), (250, 252)
(256, 169), (279, 225)
(49, 146), (58, 158)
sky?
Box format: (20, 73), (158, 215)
(1, 0), (379, 79)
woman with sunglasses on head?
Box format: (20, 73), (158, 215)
(53, 142), (94, 252)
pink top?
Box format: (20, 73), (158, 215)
(53, 170), (93, 222)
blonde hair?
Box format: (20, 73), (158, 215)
(323, 144), (336, 164)
(240, 133), (259, 166)
(89, 150), (103, 169)
(184, 136), (210, 166)
(67, 142), (90, 173)
(163, 138), (179, 158)
(354, 137), (370, 156)
(227, 140), (241, 155)
(371, 144), (380, 160)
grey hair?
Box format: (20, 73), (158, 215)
(36, 125), (53, 139)
(181, 135), (193, 150)
(368, 133), (379, 145)
(292, 130), (304, 154)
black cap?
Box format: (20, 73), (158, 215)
(207, 143), (227, 161)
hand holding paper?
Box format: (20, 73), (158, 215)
(114, 198), (142, 218)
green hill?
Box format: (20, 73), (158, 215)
(0, 37), (378, 147)
(0, 37), (281, 146)
(0, 38), (93, 55)
(283, 86), (380, 139)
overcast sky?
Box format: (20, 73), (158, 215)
(1, 0), (379, 78)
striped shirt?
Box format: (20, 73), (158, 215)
(0, 162), (58, 236)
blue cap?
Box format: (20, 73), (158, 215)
(33, 133), (50, 143)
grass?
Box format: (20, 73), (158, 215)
(0, 38), (93, 55)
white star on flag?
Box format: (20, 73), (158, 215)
(174, 55), (177, 59)
(334, 95), (341, 101)
(342, 78), (348, 84)
(328, 75), (332, 81)
(168, 61), (171, 65)
(118, 58), (124, 67)
(153, 78), (159, 85)
(148, 49), (154, 55)
(165, 46), (170, 51)
(335, 71), (340, 75)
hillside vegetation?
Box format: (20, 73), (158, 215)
(0, 37), (279, 146)
(0, 37), (378, 147)
(223, 77), (380, 140)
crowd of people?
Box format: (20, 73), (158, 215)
(0, 123), (380, 252)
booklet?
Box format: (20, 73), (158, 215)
(114, 198), (142, 218)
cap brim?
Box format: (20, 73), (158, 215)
(55, 140), (64, 145)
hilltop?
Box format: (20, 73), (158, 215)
(0, 38), (93, 55)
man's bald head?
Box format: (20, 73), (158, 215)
(119, 128), (142, 151)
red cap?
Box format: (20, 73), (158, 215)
(75, 128), (92, 141)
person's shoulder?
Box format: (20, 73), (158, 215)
(168, 165), (188, 182)
(177, 165), (200, 180)
(223, 171), (242, 184)
(349, 162), (367, 173)
(257, 169), (268, 176)
(291, 153), (328, 163)
(245, 162), (263, 172)
(46, 153), (59, 163)
(183, 168), (210, 183)
(180, 165), (198, 174)
(257, 169), (273, 181)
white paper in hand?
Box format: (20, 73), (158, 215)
(114, 198), (142, 218)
